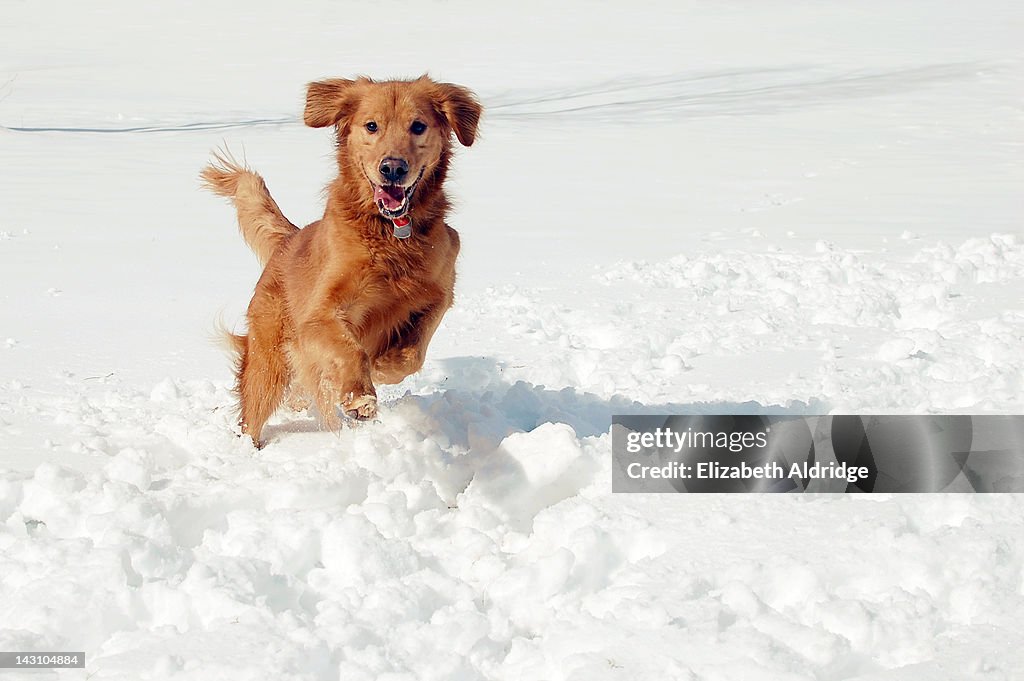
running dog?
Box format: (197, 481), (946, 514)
(201, 76), (481, 447)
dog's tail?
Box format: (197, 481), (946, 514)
(201, 150), (299, 267)
(212, 314), (248, 362)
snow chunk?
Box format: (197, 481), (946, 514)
(876, 337), (915, 362)
(460, 425), (605, 531)
(103, 448), (154, 491)
(318, 514), (420, 587)
(503, 422), (581, 487)
(150, 378), (182, 402)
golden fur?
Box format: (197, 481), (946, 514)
(201, 76), (481, 447)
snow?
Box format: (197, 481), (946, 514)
(2, 0), (1023, 679)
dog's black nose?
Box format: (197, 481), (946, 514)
(379, 157), (409, 184)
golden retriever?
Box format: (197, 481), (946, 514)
(201, 76), (481, 447)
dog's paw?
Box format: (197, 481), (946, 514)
(342, 393), (378, 421)
(372, 346), (425, 385)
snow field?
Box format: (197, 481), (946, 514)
(445, 233), (1024, 412)
(3, 224), (1024, 680)
(2, 378), (1023, 679)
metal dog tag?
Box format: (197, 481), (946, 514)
(392, 216), (412, 239)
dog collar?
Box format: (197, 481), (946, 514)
(391, 215), (412, 239)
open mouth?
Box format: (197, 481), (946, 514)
(372, 168), (424, 220)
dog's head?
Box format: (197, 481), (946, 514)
(304, 76), (481, 221)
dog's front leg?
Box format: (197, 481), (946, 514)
(295, 317), (377, 428)
(372, 345), (425, 386)
(372, 302), (449, 385)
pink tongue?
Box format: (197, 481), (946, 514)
(374, 185), (405, 210)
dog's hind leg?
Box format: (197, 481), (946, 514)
(238, 337), (288, 448)
(236, 300), (289, 448)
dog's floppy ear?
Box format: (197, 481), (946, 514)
(432, 82), (482, 147)
(304, 79), (360, 128)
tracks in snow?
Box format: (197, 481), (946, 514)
(0, 62), (988, 134)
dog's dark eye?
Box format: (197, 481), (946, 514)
(365, 121), (378, 133)
(410, 121), (427, 135)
